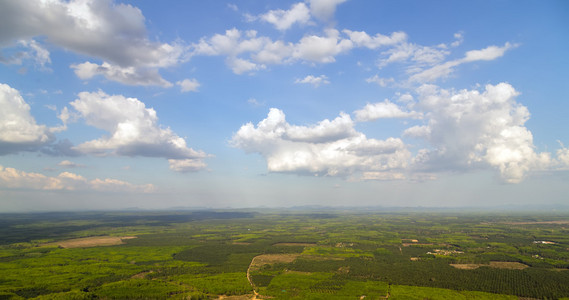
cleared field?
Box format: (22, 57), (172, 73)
(273, 242), (317, 247)
(451, 261), (529, 270)
(45, 236), (137, 248)
(249, 253), (300, 271)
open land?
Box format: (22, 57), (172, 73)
(1, 210), (569, 299)
(43, 236), (137, 248)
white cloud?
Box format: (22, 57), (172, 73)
(557, 142), (569, 169)
(366, 75), (394, 87)
(57, 160), (84, 168)
(69, 90), (209, 171)
(410, 83), (551, 183)
(451, 32), (464, 47)
(190, 27), (416, 73)
(0, 0), (187, 85)
(379, 42), (450, 69)
(0, 165), (155, 192)
(409, 42), (517, 83)
(0, 83), (53, 154)
(293, 29), (353, 63)
(227, 3), (238, 12)
(308, 0), (347, 21)
(168, 159), (208, 173)
(234, 81), (568, 183)
(354, 100), (422, 122)
(343, 30), (407, 49)
(0, 39), (51, 69)
(231, 108), (410, 179)
(192, 28), (265, 57)
(247, 98), (265, 107)
(71, 61), (173, 87)
(176, 78), (200, 93)
(259, 2), (311, 31)
(192, 27), (354, 69)
(253, 40), (294, 64)
(285, 112), (357, 143)
(463, 42), (516, 62)
(295, 75), (330, 87)
(191, 28), (270, 74)
(227, 57), (265, 74)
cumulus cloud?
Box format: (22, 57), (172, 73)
(308, 0), (347, 21)
(233, 83), (567, 183)
(259, 2), (311, 31)
(69, 90), (209, 171)
(0, 83), (53, 155)
(191, 28), (270, 74)
(0, 0), (186, 86)
(176, 78), (200, 93)
(354, 100), (422, 122)
(292, 28), (353, 63)
(191, 27), (356, 73)
(295, 75), (330, 87)
(0, 165), (155, 192)
(231, 108), (410, 179)
(408, 83), (551, 183)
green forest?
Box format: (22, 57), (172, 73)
(1, 210), (569, 299)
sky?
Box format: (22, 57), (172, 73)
(1, 0), (568, 212)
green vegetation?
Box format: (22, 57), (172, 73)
(1, 210), (569, 299)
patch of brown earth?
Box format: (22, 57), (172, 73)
(273, 242), (317, 247)
(249, 254), (300, 271)
(501, 220), (569, 225)
(401, 239), (419, 243)
(131, 271), (153, 279)
(451, 261), (529, 270)
(45, 236), (137, 248)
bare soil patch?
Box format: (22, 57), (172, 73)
(131, 270), (153, 279)
(273, 242), (317, 247)
(501, 220), (569, 225)
(488, 261), (529, 269)
(217, 295), (256, 300)
(401, 239), (419, 243)
(451, 261), (529, 270)
(232, 242), (252, 245)
(450, 263), (482, 270)
(46, 236), (137, 248)
(402, 243), (433, 247)
(249, 254), (300, 271)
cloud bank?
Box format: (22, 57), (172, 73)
(233, 83), (567, 183)
(0, 165), (155, 193)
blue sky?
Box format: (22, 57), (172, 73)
(1, 0), (568, 212)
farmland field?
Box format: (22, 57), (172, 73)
(1, 210), (569, 299)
